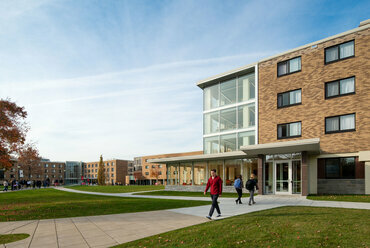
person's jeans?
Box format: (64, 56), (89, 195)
(3, 186), (8, 192)
(209, 194), (221, 217)
(236, 188), (242, 203)
(249, 189), (255, 204)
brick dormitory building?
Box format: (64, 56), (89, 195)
(147, 19), (370, 195)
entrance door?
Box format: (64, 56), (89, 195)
(274, 160), (301, 194)
(275, 161), (290, 194)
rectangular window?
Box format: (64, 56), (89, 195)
(325, 157), (355, 179)
(204, 111), (219, 134)
(220, 133), (237, 153)
(204, 136), (219, 154)
(238, 72), (255, 102)
(220, 108), (237, 132)
(145, 172), (149, 175)
(325, 77), (355, 98)
(203, 84), (219, 111)
(238, 103), (255, 129)
(145, 166), (149, 169)
(238, 131), (255, 148)
(277, 89), (301, 108)
(277, 57), (301, 77)
(325, 40), (354, 64)
(325, 113), (355, 134)
(277, 122), (301, 139)
(220, 78), (237, 107)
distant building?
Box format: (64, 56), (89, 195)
(83, 159), (131, 185)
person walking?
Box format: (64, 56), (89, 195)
(246, 174), (258, 206)
(204, 169), (222, 220)
(3, 180), (8, 192)
(234, 175), (243, 204)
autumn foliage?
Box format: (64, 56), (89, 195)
(0, 98), (40, 171)
(97, 155), (106, 185)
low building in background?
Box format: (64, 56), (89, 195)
(83, 159), (132, 185)
(1, 158), (65, 186)
(135, 151), (203, 185)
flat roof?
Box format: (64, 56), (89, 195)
(147, 151), (251, 164)
(197, 20), (370, 89)
(240, 138), (320, 156)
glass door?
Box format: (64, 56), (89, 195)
(292, 160), (301, 194)
(275, 161), (291, 194)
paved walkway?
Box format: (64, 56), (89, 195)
(1, 187), (369, 248)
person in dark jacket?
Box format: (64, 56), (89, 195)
(204, 169), (222, 220)
(234, 175), (243, 204)
(246, 174), (258, 206)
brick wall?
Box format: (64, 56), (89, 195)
(258, 28), (370, 154)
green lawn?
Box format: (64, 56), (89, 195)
(0, 234), (29, 244)
(307, 194), (370, 203)
(0, 189), (209, 222)
(134, 190), (251, 198)
(113, 206), (370, 248)
(65, 185), (164, 193)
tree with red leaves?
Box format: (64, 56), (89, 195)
(0, 98), (40, 173)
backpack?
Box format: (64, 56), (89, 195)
(245, 179), (254, 190)
(234, 179), (241, 189)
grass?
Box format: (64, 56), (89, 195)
(307, 194), (370, 203)
(134, 190), (251, 198)
(0, 234), (29, 244)
(113, 206), (370, 248)
(0, 188), (209, 222)
(65, 185), (165, 193)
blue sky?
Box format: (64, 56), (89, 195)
(0, 0), (369, 161)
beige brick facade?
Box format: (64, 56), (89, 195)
(258, 28), (370, 154)
(83, 159), (130, 185)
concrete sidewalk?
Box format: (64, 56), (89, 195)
(1, 187), (369, 248)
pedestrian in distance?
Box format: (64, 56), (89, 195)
(246, 174), (258, 206)
(204, 169), (223, 220)
(3, 180), (8, 192)
(234, 175), (243, 204)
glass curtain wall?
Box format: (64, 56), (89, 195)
(194, 162), (206, 185)
(179, 163), (192, 185)
(238, 73), (255, 102)
(167, 164), (178, 185)
(220, 79), (237, 106)
(225, 159), (241, 186)
(204, 84), (219, 111)
(238, 103), (255, 129)
(204, 136), (219, 154)
(220, 134), (237, 153)
(241, 158), (258, 182)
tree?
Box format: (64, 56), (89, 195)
(0, 98), (33, 171)
(97, 155), (105, 185)
(150, 165), (160, 184)
(17, 143), (41, 180)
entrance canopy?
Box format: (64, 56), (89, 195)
(240, 138), (320, 156)
(148, 151), (249, 164)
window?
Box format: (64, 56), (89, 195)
(52, 164), (56, 168)
(325, 113), (355, 134)
(277, 57), (301, 76)
(238, 131), (255, 148)
(88, 164), (90, 168)
(204, 111), (219, 134)
(220, 108), (237, 132)
(325, 77), (355, 98)
(220, 133), (237, 153)
(238, 73), (255, 102)
(145, 166), (149, 169)
(152, 165), (156, 168)
(44, 169), (48, 173)
(204, 136), (219, 154)
(111, 168), (114, 172)
(158, 165), (162, 168)
(325, 157), (355, 179)
(325, 40), (354, 64)
(204, 84), (219, 110)
(145, 172), (149, 175)
(220, 79), (237, 107)
(159, 171), (162, 175)
(112, 162), (114, 166)
(277, 89), (301, 108)
(238, 103), (255, 128)
(111, 174), (114, 177)
(278, 122), (301, 139)
(45, 164), (48, 168)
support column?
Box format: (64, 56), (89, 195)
(302, 151), (309, 196)
(257, 154), (263, 195)
(222, 160), (225, 186)
(365, 162), (370, 195)
(191, 162), (194, 186)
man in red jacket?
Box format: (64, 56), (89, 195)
(204, 169), (222, 220)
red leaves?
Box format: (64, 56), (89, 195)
(0, 98), (39, 171)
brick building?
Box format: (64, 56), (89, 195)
(148, 19), (370, 195)
(83, 159), (132, 185)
